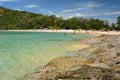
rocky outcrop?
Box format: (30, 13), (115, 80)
(23, 34), (120, 80)
(78, 35), (120, 69)
(33, 65), (120, 80)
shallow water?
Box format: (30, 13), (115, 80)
(0, 31), (87, 80)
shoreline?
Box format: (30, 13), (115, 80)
(23, 34), (120, 80)
(1, 29), (120, 35)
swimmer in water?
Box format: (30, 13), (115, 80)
(64, 32), (67, 35)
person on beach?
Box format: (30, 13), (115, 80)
(73, 30), (76, 35)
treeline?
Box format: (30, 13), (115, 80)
(0, 6), (120, 30)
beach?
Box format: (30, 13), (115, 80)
(6, 29), (120, 35)
(0, 0), (120, 79)
(1, 30), (120, 80)
(22, 33), (120, 80)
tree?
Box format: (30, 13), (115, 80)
(104, 20), (110, 31)
(0, 6), (114, 30)
(116, 16), (120, 30)
(110, 23), (116, 31)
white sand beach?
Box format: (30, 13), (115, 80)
(6, 29), (120, 35)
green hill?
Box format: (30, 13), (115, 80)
(0, 6), (49, 29)
(0, 6), (63, 30)
(0, 6), (118, 30)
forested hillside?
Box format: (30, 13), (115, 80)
(0, 6), (119, 30)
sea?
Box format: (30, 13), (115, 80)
(0, 31), (87, 80)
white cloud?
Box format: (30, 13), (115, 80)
(68, 13), (84, 18)
(48, 11), (54, 15)
(62, 8), (83, 13)
(105, 11), (120, 15)
(75, 13), (83, 17)
(0, 0), (18, 2)
(86, 1), (103, 8)
(15, 8), (22, 11)
(76, 1), (103, 9)
(24, 4), (39, 8)
(55, 12), (84, 19)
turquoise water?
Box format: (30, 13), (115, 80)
(0, 31), (87, 80)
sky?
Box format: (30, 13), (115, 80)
(0, 0), (120, 24)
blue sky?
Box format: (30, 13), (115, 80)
(0, 0), (120, 24)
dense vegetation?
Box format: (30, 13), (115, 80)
(0, 6), (120, 30)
